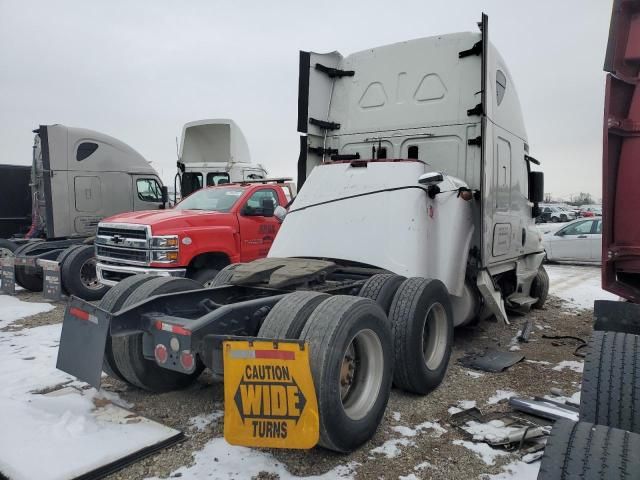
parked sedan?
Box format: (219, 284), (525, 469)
(539, 206), (577, 223)
(543, 217), (602, 264)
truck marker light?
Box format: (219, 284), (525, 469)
(154, 320), (192, 336)
(459, 190), (473, 201)
(180, 351), (195, 371)
(182, 237), (192, 245)
(155, 344), (168, 364)
(69, 307), (98, 324)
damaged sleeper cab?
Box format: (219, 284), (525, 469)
(57, 14), (547, 453)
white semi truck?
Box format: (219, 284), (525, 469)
(174, 119), (267, 200)
(57, 15), (547, 453)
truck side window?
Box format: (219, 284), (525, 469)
(408, 146), (419, 159)
(206, 172), (231, 186)
(243, 189), (279, 216)
(496, 70), (507, 105)
(136, 178), (163, 202)
(76, 142), (99, 161)
(181, 172), (203, 197)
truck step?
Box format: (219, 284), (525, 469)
(507, 293), (537, 308)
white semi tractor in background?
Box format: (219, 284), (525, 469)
(174, 118), (267, 201)
(58, 15), (547, 453)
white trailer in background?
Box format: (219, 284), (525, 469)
(174, 119), (267, 200)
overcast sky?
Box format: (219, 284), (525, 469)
(0, 0), (611, 200)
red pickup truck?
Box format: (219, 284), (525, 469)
(95, 180), (294, 286)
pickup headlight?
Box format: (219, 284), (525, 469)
(150, 235), (179, 248)
(151, 250), (179, 262)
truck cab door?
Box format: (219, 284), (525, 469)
(132, 176), (164, 211)
(237, 188), (282, 262)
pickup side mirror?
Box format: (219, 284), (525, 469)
(160, 186), (169, 210)
(243, 198), (276, 217)
(261, 198), (275, 217)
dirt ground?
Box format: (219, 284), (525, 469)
(6, 289), (590, 480)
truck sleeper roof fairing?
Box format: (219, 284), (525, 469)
(602, 0), (640, 301)
(295, 15), (537, 269)
(35, 124), (161, 238)
(179, 119), (251, 166)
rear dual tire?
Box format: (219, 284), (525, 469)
(108, 276), (204, 391)
(538, 420), (640, 480)
(390, 278), (453, 395)
(258, 294), (393, 453)
(580, 331), (640, 434)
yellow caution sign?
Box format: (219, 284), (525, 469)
(223, 340), (319, 449)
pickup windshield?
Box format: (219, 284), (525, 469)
(175, 187), (245, 212)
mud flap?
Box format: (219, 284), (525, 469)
(1, 256), (15, 294)
(56, 297), (111, 389)
(594, 299), (640, 336)
(38, 259), (63, 301)
(477, 270), (509, 324)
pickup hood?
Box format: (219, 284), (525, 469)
(102, 209), (235, 233)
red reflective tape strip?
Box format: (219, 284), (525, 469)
(255, 350), (295, 360)
(154, 320), (191, 336)
(69, 307), (90, 321)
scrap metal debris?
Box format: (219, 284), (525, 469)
(509, 397), (579, 422)
(517, 320), (533, 343)
(458, 349), (525, 372)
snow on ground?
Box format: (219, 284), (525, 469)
(461, 419), (520, 444)
(452, 440), (509, 465)
(544, 391), (581, 405)
(486, 390), (517, 405)
(414, 461), (433, 471)
(546, 264), (618, 311)
(465, 369), (485, 378)
(371, 420), (446, 459)
(0, 293), (54, 328)
(370, 438), (415, 459)
(448, 399), (477, 415)
(150, 439), (358, 480)
(188, 410), (224, 431)
(0, 296), (181, 480)
(552, 360), (584, 373)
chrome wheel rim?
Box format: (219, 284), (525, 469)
(422, 303), (448, 370)
(339, 328), (384, 421)
(0, 247), (14, 259)
(80, 257), (102, 290)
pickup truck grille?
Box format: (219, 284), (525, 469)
(96, 245), (148, 263)
(97, 226), (147, 240)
